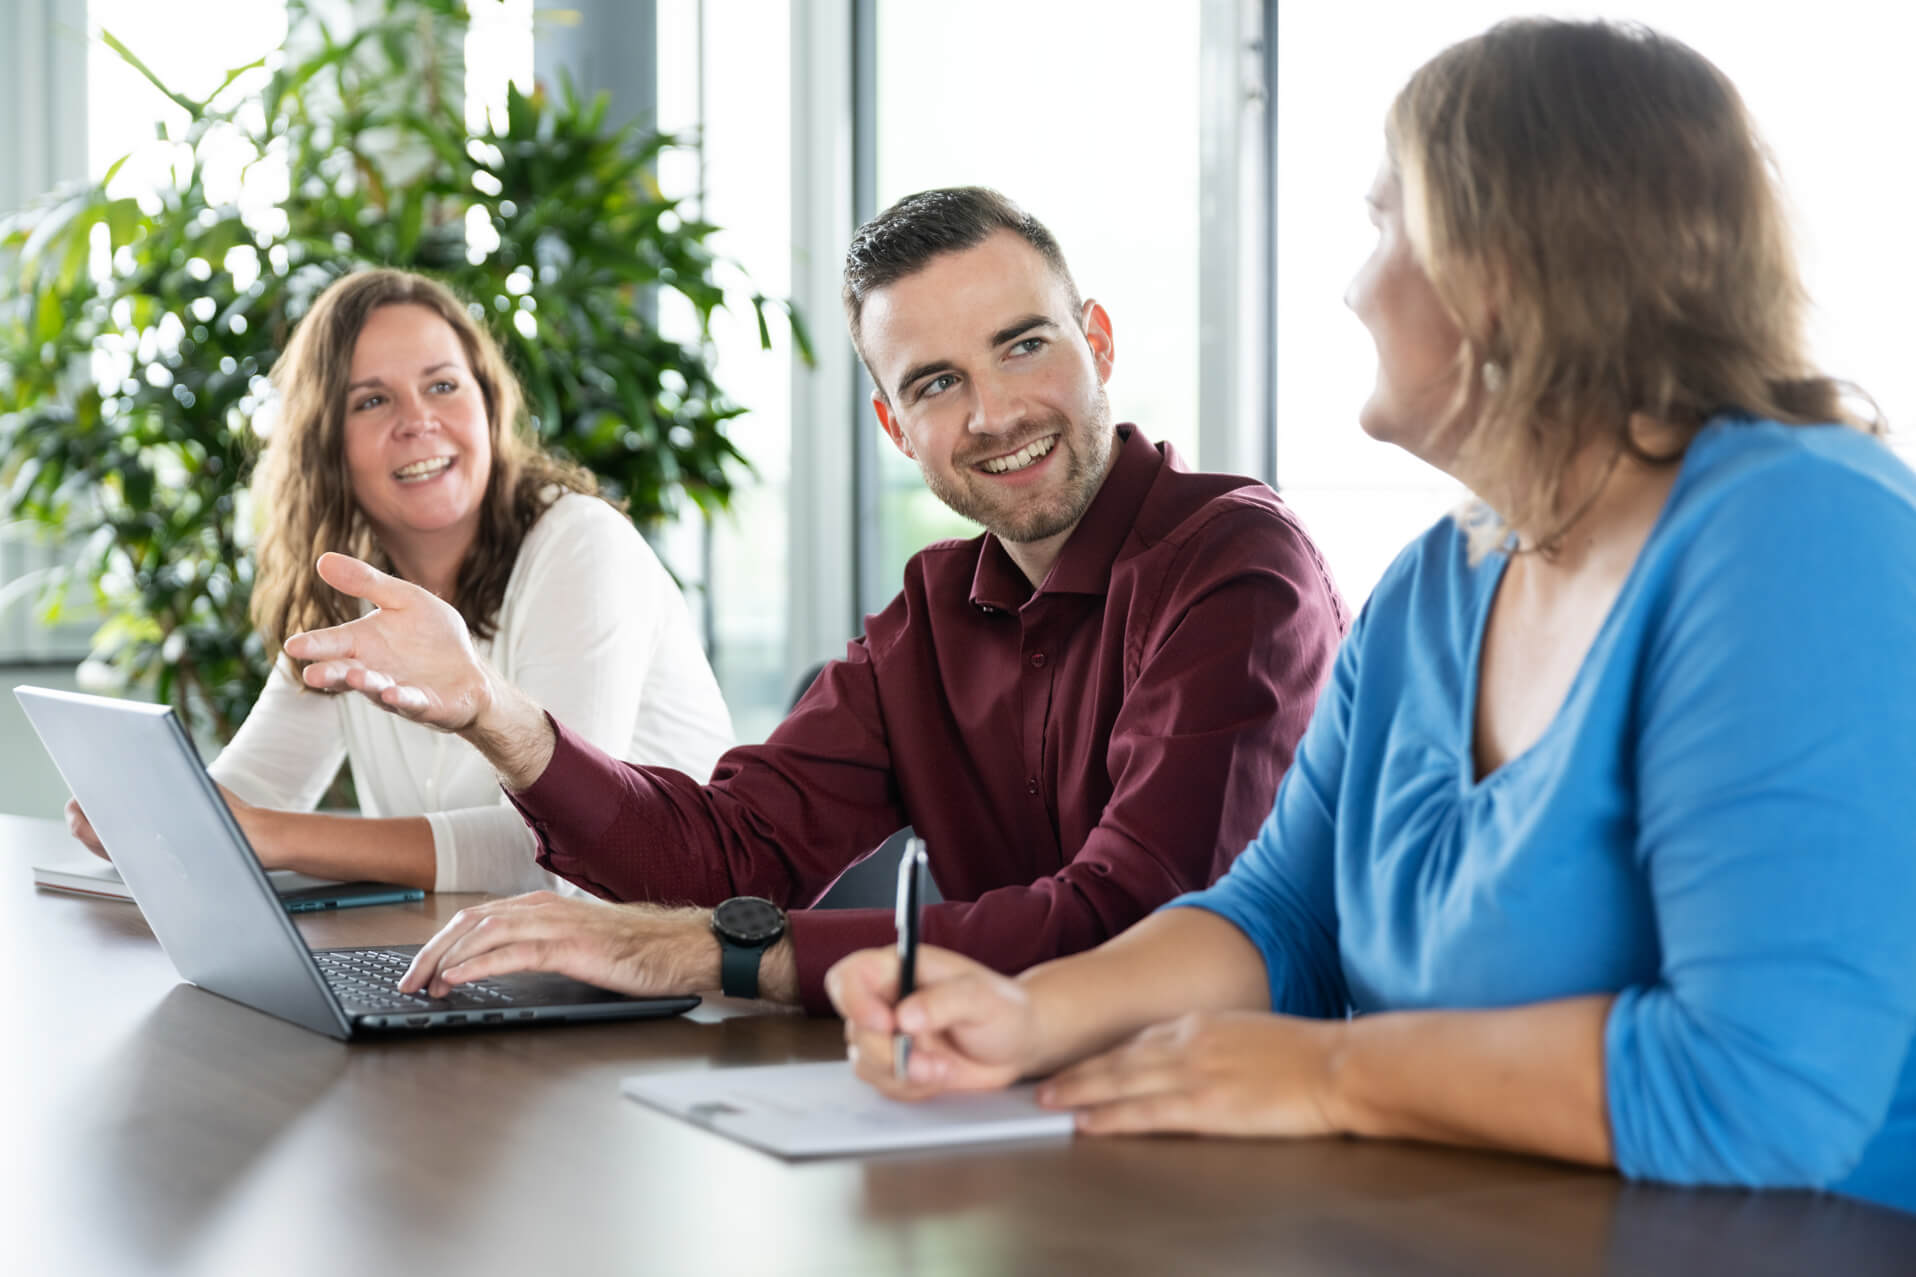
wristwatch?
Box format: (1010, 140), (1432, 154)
(711, 896), (788, 999)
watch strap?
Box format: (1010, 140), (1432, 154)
(719, 935), (762, 999)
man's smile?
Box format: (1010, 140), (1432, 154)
(976, 434), (1059, 475)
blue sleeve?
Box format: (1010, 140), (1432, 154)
(1165, 600), (1360, 1018)
(1607, 456), (1916, 1189)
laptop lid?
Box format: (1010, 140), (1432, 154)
(15, 686), (353, 1040)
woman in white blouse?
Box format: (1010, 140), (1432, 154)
(67, 268), (734, 892)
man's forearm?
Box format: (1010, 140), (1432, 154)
(460, 674), (558, 791)
(756, 937), (799, 1004)
(663, 911), (798, 1004)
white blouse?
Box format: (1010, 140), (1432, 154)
(209, 492), (735, 893)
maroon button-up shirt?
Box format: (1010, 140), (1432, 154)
(509, 426), (1348, 1012)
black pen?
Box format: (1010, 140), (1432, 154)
(893, 835), (928, 1081)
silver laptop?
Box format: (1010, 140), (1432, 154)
(16, 685), (699, 1039)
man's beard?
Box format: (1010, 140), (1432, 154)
(918, 397), (1115, 545)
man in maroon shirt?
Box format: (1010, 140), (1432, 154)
(286, 187), (1347, 1014)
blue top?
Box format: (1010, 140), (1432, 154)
(1177, 418), (1916, 1212)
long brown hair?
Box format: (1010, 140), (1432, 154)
(1387, 19), (1878, 555)
(250, 268), (601, 666)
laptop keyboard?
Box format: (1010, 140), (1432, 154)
(315, 947), (519, 1013)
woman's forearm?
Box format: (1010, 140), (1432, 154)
(1019, 907), (1272, 1076)
(1328, 994), (1615, 1167)
(249, 807), (438, 891)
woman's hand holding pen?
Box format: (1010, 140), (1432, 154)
(827, 945), (1043, 1100)
(830, 943), (1347, 1136)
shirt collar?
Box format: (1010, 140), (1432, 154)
(967, 424), (1163, 611)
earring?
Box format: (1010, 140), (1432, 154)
(1481, 360), (1506, 394)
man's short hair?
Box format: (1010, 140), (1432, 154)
(841, 186), (1084, 383)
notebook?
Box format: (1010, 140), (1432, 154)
(621, 1060), (1075, 1158)
(32, 856), (420, 911)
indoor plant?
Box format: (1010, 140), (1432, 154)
(0, 0), (804, 738)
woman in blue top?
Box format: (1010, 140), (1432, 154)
(827, 18), (1916, 1212)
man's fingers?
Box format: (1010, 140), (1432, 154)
(285, 556), (422, 665)
(398, 904), (501, 992)
(428, 910), (551, 989)
(377, 682), (430, 714)
(439, 940), (562, 990)
(287, 621), (360, 664)
(344, 667), (395, 695)
(313, 552), (412, 608)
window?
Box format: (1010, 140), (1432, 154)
(869, 0), (1204, 604)
(1275, 1), (1915, 604)
(656, 1), (799, 743)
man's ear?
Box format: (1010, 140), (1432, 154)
(1081, 300), (1115, 385)
(873, 390), (914, 459)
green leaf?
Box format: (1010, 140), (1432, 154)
(16, 191), (94, 273)
(394, 193), (424, 259)
(204, 53), (270, 110)
(99, 28), (204, 119)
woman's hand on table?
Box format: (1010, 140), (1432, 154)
(67, 783), (272, 864)
(64, 797), (106, 859)
(1035, 1010), (1346, 1137)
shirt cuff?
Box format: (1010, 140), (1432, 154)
(785, 906), (895, 1016)
(424, 809), (458, 891)
(502, 713), (630, 876)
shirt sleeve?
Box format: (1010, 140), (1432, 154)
(433, 497), (735, 893)
(1606, 456), (1916, 1190)
(207, 656), (347, 811)
(783, 504), (1348, 1012)
(1160, 595), (1363, 1019)
(508, 632), (910, 916)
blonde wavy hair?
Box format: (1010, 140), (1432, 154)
(1388, 19), (1878, 555)
(250, 268), (601, 668)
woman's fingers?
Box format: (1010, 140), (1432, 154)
(825, 947), (902, 1034)
(65, 798), (108, 859)
(1072, 1091), (1204, 1136)
(1039, 1039), (1183, 1109)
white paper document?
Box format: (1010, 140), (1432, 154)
(621, 1060), (1074, 1159)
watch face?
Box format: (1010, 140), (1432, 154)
(714, 896), (785, 945)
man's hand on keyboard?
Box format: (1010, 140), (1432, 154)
(395, 892), (796, 1003)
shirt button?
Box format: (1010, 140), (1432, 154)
(1027, 777), (1040, 795)
(1029, 651), (1046, 668)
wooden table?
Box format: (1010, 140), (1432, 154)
(4, 813), (1913, 1276)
